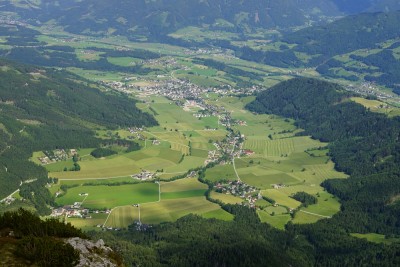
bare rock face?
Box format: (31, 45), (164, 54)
(66, 237), (118, 267)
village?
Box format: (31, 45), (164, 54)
(37, 148), (78, 165)
(214, 180), (261, 208)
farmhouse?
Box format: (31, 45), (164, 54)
(243, 149), (255, 156)
(152, 139), (161, 145)
(132, 170), (155, 181)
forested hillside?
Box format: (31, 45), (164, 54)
(247, 77), (400, 265)
(2, 0), (341, 39)
(0, 59), (157, 212)
(231, 10), (400, 91)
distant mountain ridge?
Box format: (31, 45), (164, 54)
(1, 0), (343, 39)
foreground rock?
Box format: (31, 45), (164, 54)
(66, 238), (122, 267)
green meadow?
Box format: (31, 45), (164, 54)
(56, 183), (159, 209)
(351, 233), (400, 245)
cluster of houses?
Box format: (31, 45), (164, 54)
(346, 82), (395, 100)
(272, 183), (287, 189)
(135, 79), (207, 101)
(143, 56), (180, 68)
(204, 150), (221, 165)
(38, 149), (76, 165)
(0, 196), (16, 205)
(132, 170), (155, 181)
(127, 127), (146, 140)
(214, 180), (261, 208)
(51, 205), (113, 219)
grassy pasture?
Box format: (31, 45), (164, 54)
(257, 211), (291, 230)
(292, 211), (322, 224)
(205, 164), (237, 182)
(210, 191), (243, 205)
(44, 160), (75, 172)
(351, 233), (400, 245)
(264, 206), (288, 215)
(51, 145), (202, 180)
(161, 190), (206, 199)
(66, 213), (108, 231)
(261, 189), (301, 209)
(351, 97), (400, 117)
(106, 196), (233, 227)
(244, 136), (325, 158)
(56, 183), (159, 209)
(104, 206), (137, 228)
(165, 156), (205, 173)
(139, 197), (233, 224)
(299, 191), (341, 217)
(160, 178), (207, 192)
(191, 148), (209, 158)
(59, 177), (134, 186)
(107, 57), (140, 67)
(50, 154), (141, 179)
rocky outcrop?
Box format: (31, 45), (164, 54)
(66, 238), (120, 267)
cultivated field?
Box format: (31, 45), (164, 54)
(56, 183), (159, 209)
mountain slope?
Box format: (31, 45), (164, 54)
(0, 59), (157, 208)
(231, 10), (400, 91)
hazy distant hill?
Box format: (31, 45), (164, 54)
(332, 0), (400, 13)
(2, 0), (342, 39)
(2, 0), (400, 42)
(232, 10), (400, 91)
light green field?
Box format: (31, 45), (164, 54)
(264, 206), (288, 215)
(139, 197), (233, 224)
(244, 136), (324, 158)
(298, 191), (341, 217)
(66, 213), (108, 231)
(161, 178), (208, 192)
(59, 177), (135, 186)
(351, 97), (400, 117)
(351, 233), (400, 245)
(51, 146), (200, 179)
(104, 206), (137, 228)
(165, 156), (205, 173)
(257, 211), (291, 230)
(105, 196), (233, 227)
(44, 160), (75, 172)
(261, 189), (301, 209)
(205, 164), (237, 182)
(161, 190), (206, 199)
(56, 183), (159, 209)
(210, 191), (243, 205)
(107, 57), (140, 67)
(292, 211), (324, 224)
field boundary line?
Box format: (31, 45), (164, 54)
(102, 207), (118, 228)
(59, 175), (134, 181)
(80, 194), (89, 205)
(232, 157), (241, 181)
(299, 210), (331, 218)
